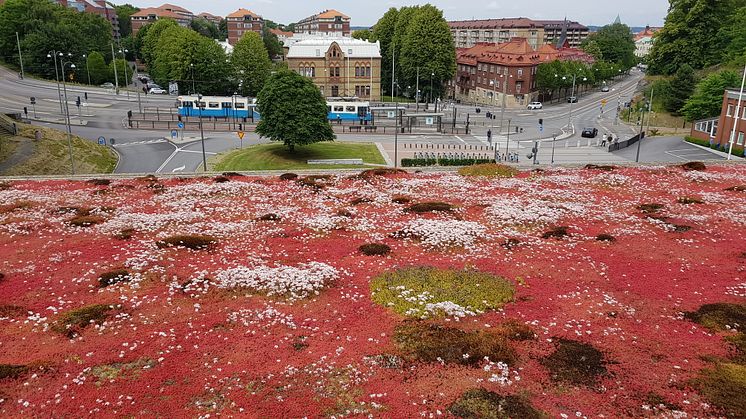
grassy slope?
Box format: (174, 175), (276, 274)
(213, 142), (386, 171)
(1, 124), (117, 176)
(0, 137), (20, 163)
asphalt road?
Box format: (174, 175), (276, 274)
(0, 64), (733, 173)
(612, 136), (726, 162)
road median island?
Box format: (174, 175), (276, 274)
(212, 142), (387, 171)
(0, 123), (117, 176)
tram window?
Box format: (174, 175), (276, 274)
(346, 106), (356, 112)
(222, 102), (232, 109)
(180, 101), (193, 108)
(333, 106), (344, 112)
(327, 106), (332, 112)
(235, 103), (246, 109)
(208, 102), (220, 109)
(196, 101), (206, 108)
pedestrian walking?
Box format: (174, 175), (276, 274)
(487, 129), (492, 144)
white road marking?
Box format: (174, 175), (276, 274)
(172, 165), (186, 172)
(454, 136), (466, 144)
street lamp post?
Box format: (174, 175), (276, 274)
(551, 134), (557, 165)
(415, 67), (420, 111)
(394, 102), (399, 168)
(498, 72), (512, 134)
(82, 54), (91, 85)
(197, 93), (207, 172)
(430, 72), (434, 109)
(47, 51), (64, 114)
(556, 73), (587, 134)
(190, 64), (196, 95)
(635, 100), (647, 163)
(119, 49), (130, 99)
(60, 60), (77, 175)
(727, 62), (746, 160)
(110, 43), (119, 95)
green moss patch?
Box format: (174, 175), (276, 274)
(541, 338), (609, 385)
(53, 304), (115, 337)
(448, 388), (545, 419)
(69, 215), (105, 227)
(394, 321), (516, 366)
(0, 364), (29, 380)
(359, 243), (391, 256)
(684, 303), (746, 332)
(458, 164), (518, 178)
(694, 362), (746, 417)
(371, 267), (514, 319)
(638, 203), (665, 214)
(89, 358), (156, 386)
(98, 269), (131, 288)
(542, 226), (569, 239)
(0, 305), (26, 318)
(681, 161), (707, 171)
(405, 202), (454, 213)
(678, 196), (703, 204)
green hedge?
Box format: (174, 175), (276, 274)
(401, 158), (495, 167)
(685, 136), (745, 157)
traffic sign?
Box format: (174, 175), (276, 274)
(601, 99), (608, 106)
(109, 138), (116, 145)
(171, 130), (178, 140)
(97, 136), (106, 145)
(177, 122), (185, 129)
(30, 97), (36, 105)
(237, 131), (245, 140)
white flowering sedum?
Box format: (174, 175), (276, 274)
(486, 197), (569, 225)
(214, 262), (339, 300)
(400, 219), (486, 249)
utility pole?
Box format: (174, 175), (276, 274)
(47, 51), (63, 114)
(635, 101), (647, 163)
(727, 62), (746, 160)
(110, 43), (119, 95)
(551, 134), (557, 165)
(415, 67), (419, 111)
(394, 102), (399, 167)
(198, 93), (207, 171)
(645, 86), (654, 134)
(15, 32), (24, 79)
(499, 72), (509, 134)
(391, 43), (395, 103)
(60, 61), (76, 175)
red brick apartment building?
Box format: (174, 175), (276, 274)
(295, 9), (350, 37)
(226, 8), (264, 45)
(449, 38), (594, 107)
(131, 3), (194, 36)
(690, 88), (746, 153)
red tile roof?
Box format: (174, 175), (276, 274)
(457, 38), (542, 67)
(226, 8), (261, 19)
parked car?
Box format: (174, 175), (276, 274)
(567, 96), (578, 103)
(527, 102), (543, 110)
(581, 127), (598, 138)
(148, 87), (167, 95)
(100, 82), (114, 89)
(601, 86), (610, 92)
(147, 82), (162, 90)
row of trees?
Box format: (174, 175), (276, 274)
(370, 5), (456, 100)
(536, 60), (626, 100)
(136, 19), (272, 96)
(580, 23), (637, 69)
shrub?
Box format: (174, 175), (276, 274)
(542, 226), (569, 239)
(392, 195), (411, 204)
(726, 333), (746, 364)
(86, 179), (111, 186)
(394, 321), (516, 366)
(360, 168), (406, 177)
(584, 164), (616, 171)
(0, 305), (25, 318)
(279, 173), (298, 181)
(137, 174), (158, 182)
(684, 303), (746, 332)
(678, 196), (703, 204)
(725, 185), (746, 192)
(541, 338), (609, 385)
(53, 304), (115, 337)
(693, 363), (746, 418)
(296, 178), (324, 190)
(350, 197), (373, 206)
(114, 228), (135, 240)
(156, 234), (216, 250)
(681, 161), (707, 171)
(359, 243), (391, 256)
(214, 176), (230, 183)
(494, 320), (536, 341)
(371, 267), (514, 319)
(98, 269), (131, 288)
(221, 172), (244, 177)
(0, 181), (11, 190)
(258, 213), (281, 222)
(0, 365), (29, 380)
(596, 234), (616, 242)
(69, 215), (105, 227)
(448, 388), (545, 419)
(405, 202), (454, 213)
(458, 163), (518, 178)
(0, 201), (33, 214)
(673, 224), (692, 233)
(638, 203), (664, 214)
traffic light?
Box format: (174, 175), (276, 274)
(23, 107), (28, 116)
(539, 118), (543, 125)
(30, 97), (36, 105)
(238, 123), (243, 130)
(84, 92), (88, 101)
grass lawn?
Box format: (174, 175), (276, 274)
(1, 124), (117, 176)
(213, 142), (387, 171)
(0, 137), (20, 164)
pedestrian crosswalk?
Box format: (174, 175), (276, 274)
(112, 139), (167, 148)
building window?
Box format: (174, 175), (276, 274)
(517, 68), (523, 77)
(727, 104), (733, 116)
(331, 86), (339, 96)
(739, 132), (745, 145)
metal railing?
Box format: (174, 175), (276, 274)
(608, 132), (644, 152)
(0, 113), (18, 135)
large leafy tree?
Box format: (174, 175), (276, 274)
(648, 0), (744, 75)
(113, 3), (139, 38)
(256, 70), (335, 152)
(232, 32), (272, 96)
(663, 64), (697, 115)
(582, 23), (636, 69)
(262, 28), (283, 59)
(372, 8), (398, 97)
(140, 18), (178, 66)
(150, 25), (230, 95)
(86, 51), (109, 85)
(680, 71), (740, 121)
(218, 19), (228, 40)
(718, 6), (746, 64)
(190, 17), (220, 39)
(352, 29), (372, 41)
(398, 5), (455, 101)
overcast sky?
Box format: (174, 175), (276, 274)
(127, 0), (669, 28)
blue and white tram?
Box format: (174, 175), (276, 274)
(327, 100), (372, 122)
(177, 95), (259, 119)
